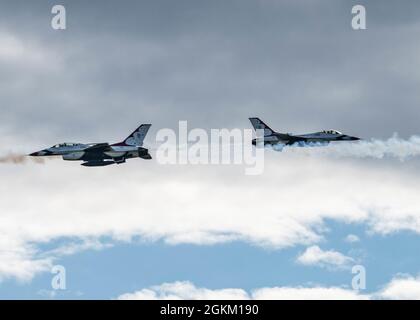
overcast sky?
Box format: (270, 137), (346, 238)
(2, 0), (420, 142)
(1, 0), (420, 299)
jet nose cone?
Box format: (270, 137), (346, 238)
(351, 136), (361, 141)
(29, 150), (46, 156)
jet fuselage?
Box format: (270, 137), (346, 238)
(249, 118), (360, 147)
(30, 124), (152, 166)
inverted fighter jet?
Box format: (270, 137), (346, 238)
(29, 124), (152, 166)
(249, 117), (360, 147)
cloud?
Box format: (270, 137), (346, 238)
(376, 275), (420, 300)
(2, 151), (420, 281)
(0, 32), (24, 60)
(40, 238), (113, 257)
(117, 281), (369, 300)
(118, 281), (249, 300)
(2, 1), (420, 140)
(344, 234), (360, 243)
(296, 246), (354, 270)
(118, 275), (420, 300)
(0, 31), (61, 71)
(0, 236), (52, 282)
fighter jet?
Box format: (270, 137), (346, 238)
(29, 124), (152, 166)
(249, 117), (360, 147)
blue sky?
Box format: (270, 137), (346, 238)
(0, 220), (419, 299)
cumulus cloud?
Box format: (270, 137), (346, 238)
(0, 236), (52, 282)
(376, 275), (420, 300)
(2, 152), (420, 281)
(117, 281), (369, 300)
(118, 275), (420, 300)
(296, 246), (354, 270)
(118, 281), (249, 300)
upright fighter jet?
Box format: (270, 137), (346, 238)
(249, 117), (360, 147)
(29, 124), (152, 166)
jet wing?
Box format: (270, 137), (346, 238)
(283, 135), (308, 145)
(83, 143), (112, 152)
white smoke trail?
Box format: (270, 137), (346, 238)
(277, 134), (420, 161)
(3, 134), (419, 165)
(0, 153), (45, 164)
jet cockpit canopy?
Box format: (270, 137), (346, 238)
(52, 142), (82, 148)
(322, 130), (342, 135)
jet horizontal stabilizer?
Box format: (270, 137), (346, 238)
(138, 147), (152, 160)
(139, 153), (152, 160)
